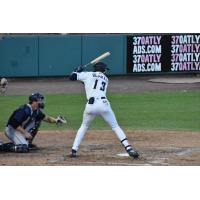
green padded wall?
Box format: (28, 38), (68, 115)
(82, 35), (126, 75)
(38, 35), (82, 76)
(0, 36), (38, 77)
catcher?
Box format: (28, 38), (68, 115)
(0, 78), (8, 95)
(0, 92), (66, 153)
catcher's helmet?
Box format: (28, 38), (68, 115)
(93, 62), (110, 73)
(29, 92), (45, 109)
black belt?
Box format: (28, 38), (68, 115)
(88, 97), (106, 104)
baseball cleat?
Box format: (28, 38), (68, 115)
(70, 149), (77, 158)
(127, 148), (139, 159)
(28, 143), (39, 150)
(0, 143), (3, 152)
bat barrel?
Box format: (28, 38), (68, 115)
(90, 52), (111, 64)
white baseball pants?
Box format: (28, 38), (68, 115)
(72, 98), (131, 151)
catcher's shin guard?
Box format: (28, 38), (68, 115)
(28, 120), (41, 142)
(0, 142), (15, 152)
(0, 143), (29, 153)
(13, 144), (29, 153)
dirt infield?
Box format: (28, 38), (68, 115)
(0, 130), (200, 166)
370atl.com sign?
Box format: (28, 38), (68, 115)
(127, 34), (200, 74)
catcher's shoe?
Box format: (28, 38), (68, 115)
(70, 149), (77, 158)
(28, 143), (39, 150)
(127, 148), (139, 159)
(0, 143), (3, 152)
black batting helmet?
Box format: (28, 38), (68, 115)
(93, 62), (110, 73)
(29, 92), (45, 109)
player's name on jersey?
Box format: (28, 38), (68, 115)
(133, 63), (161, 72)
(171, 35), (200, 44)
(133, 36), (161, 45)
(171, 53), (200, 62)
(171, 44), (200, 53)
(171, 62), (200, 71)
(92, 73), (108, 82)
(133, 54), (161, 63)
(133, 45), (161, 54)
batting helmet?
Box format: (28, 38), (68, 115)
(93, 62), (110, 73)
(29, 92), (45, 109)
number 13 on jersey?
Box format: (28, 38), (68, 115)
(93, 80), (106, 91)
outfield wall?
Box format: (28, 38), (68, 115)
(0, 34), (199, 77)
(0, 34), (126, 77)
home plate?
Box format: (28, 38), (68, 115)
(116, 153), (129, 157)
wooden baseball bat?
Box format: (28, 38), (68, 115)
(84, 52), (111, 68)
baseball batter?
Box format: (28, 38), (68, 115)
(69, 62), (139, 158)
(0, 92), (66, 153)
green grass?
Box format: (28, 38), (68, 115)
(0, 91), (200, 132)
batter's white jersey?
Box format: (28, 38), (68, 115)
(76, 71), (108, 100)
(72, 71), (132, 152)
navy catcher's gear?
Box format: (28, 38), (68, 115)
(7, 104), (45, 129)
(29, 121), (41, 139)
(14, 144), (29, 153)
(29, 93), (45, 109)
(0, 143), (29, 153)
(7, 104), (32, 129)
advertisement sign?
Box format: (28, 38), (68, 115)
(127, 34), (200, 73)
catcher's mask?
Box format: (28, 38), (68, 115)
(93, 62), (110, 73)
(29, 92), (45, 109)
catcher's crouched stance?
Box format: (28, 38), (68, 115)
(0, 92), (66, 153)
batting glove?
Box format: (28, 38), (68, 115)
(74, 66), (84, 73)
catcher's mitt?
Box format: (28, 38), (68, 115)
(56, 115), (67, 124)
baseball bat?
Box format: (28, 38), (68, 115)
(83, 52), (111, 68)
(90, 52), (111, 64)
